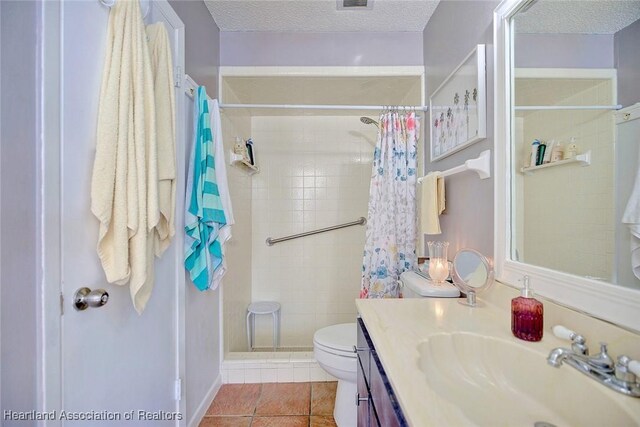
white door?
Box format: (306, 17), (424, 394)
(56, 1), (185, 425)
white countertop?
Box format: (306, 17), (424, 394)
(356, 284), (640, 427)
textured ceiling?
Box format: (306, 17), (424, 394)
(204, 0), (440, 32)
(515, 0), (640, 34)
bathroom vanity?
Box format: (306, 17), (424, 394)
(356, 318), (407, 427)
(355, 282), (640, 426)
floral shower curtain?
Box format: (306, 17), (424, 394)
(360, 110), (419, 298)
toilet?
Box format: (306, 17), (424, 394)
(313, 323), (357, 427)
(313, 271), (459, 426)
(400, 270), (460, 298)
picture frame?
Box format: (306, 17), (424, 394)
(430, 44), (487, 161)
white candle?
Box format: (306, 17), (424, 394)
(429, 260), (449, 283)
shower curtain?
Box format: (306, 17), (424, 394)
(360, 110), (419, 298)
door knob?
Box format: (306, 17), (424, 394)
(74, 287), (109, 311)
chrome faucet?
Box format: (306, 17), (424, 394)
(547, 325), (640, 398)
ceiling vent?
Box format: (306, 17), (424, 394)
(337, 0), (374, 10)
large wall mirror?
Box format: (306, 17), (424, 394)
(494, 0), (640, 332)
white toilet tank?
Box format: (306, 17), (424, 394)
(400, 270), (460, 298)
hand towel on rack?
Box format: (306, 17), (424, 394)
(208, 99), (235, 290)
(184, 87), (227, 291)
(90, 0), (158, 314)
(419, 172), (445, 235)
(622, 142), (640, 280)
(147, 23), (176, 257)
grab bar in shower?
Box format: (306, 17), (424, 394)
(265, 217), (367, 246)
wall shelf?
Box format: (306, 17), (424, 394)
(520, 150), (591, 175)
(229, 151), (259, 175)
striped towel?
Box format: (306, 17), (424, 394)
(184, 86), (227, 291)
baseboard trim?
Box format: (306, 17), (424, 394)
(188, 374), (222, 427)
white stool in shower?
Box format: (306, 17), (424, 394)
(246, 301), (281, 351)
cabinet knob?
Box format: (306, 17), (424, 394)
(353, 345), (368, 353)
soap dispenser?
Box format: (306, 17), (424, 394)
(511, 276), (543, 342)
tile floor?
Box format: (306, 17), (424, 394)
(200, 382), (338, 427)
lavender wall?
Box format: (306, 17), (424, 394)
(169, 1), (222, 423)
(422, 0), (499, 257)
(514, 33), (614, 69)
(170, 0), (220, 95)
(0, 0), (39, 417)
(615, 19), (640, 108)
(220, 31), (424, 66)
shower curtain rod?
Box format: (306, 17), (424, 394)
(219, 103), (429, 112)
(515, 105), (622, 111)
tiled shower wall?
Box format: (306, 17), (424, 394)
(249, 116), (374, 348)
(221, 83), (253, 353)
(516, 78), (614, 279)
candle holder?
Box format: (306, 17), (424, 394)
(427, 241), (450, 284)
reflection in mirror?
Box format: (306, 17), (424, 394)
(510, 0), (640, 290)
(452, 249), (494, 306)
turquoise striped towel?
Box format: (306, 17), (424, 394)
(184, 86), (227, 291)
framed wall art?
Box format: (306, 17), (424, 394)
(430, 44), (487, 161)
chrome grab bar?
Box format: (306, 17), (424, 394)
(266, 217), (367, 246)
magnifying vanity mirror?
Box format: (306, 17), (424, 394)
(451, 249), (494, 307)
(494, 0), (640, 331)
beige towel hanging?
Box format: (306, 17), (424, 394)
(91, 0), (158, 314)
(419, 172), (445, 235)
(146, 23), (176, 257)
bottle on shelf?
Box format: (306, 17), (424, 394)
(529, 139), (541, 167)
(565, 137), (578, 159)
(550, 141), (564, 162)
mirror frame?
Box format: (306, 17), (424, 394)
(493, 0), (640, 332)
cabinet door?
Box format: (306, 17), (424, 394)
(357, 318), (371, 385)
(357, 355), (371, 427)
(370, 358), (401, 427)
(357, 319), (371, 427)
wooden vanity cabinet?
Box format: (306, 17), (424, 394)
(356, 318), (408, 427)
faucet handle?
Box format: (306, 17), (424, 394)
(628, 359), (640, 378)
(552, 325), (579, 340)
(615, 356), (640, 384)
(552, 325), (588, 355)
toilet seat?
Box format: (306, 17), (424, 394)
(313, 323), (356, 357)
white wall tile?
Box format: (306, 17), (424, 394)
(244, 368), (262, 383)
(276, 367), (294, 382)
(310, 366), (327, 382)
(227, 369), (245, 384)
(293, 366), (311, 382)
(260, 368), (278, 383)
(250, 116), (372, 348)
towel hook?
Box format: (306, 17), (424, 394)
(99, 0), (150, 18)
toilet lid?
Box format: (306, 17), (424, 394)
(313, 323), (356, 353)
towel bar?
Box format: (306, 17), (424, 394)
(418, 150), (491, 183)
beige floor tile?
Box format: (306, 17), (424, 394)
(199, 416), (252, 427)
(255, 382), (311, 416)
(310, 415), (338, 427)
(206, 384), (262, 416)
(311, 382), (337, 416)
(251, 416), (309, 427)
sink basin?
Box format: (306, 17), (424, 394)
(417, 332), (638, 426)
